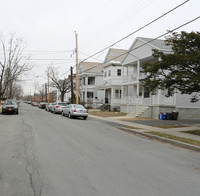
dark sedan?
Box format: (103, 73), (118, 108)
(2, 99), (19, 115)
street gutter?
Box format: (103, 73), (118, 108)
(89, 114), (200, 152)
(118, 127), (200, 152)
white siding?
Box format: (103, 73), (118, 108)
(123, 39), (154, 65)
(176, 93), (200, 108)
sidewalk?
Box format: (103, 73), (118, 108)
(89, 114), (200, 152)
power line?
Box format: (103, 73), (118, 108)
(80, 0), (155, 49)
(80, 0), (189, 63)
(33, 60), (76, 67)
(82, 16), (200, 73)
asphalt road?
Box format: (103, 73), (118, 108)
(0, 103), (200, 196)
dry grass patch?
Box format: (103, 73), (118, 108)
(149, 131), (200, 147)
(152, 124), (189, 129)
(121, 118), (155, 121)
(183, 130), (200, 136)
(89, 111), (126, 117)
(124, 126), (141, 130)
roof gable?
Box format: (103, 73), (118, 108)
(79, 62), (102, 74)
(104, 48), (127, 64)
(122, 37), (172, 65)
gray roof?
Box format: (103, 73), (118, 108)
(138, 37), (172, 51)
(79, 62), (102, 73)
(104, 48), (128, 63)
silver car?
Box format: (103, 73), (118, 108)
(62, 104), (88, 120)
(51, 102), (68, 114)
(46, 103), (54, 112)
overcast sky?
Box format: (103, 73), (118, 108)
(0, 0), (199, 95)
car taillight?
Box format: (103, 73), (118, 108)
(74, 109), (76, 112)
(56, 106), (60, 108)
(86, 109), (88, 113)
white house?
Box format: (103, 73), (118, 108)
(79, 61), (104, 108)
(121, 37), (200, 120)
(97, 48), (127, 110)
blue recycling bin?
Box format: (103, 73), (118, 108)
(159, 113), (163, 120)
(162, 114), (166, 120)
(159, 113), (166, 120)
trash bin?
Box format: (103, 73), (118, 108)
(159, 113), (166, 120)
(159, 113), (163, 120)
(162, 114), (167, 120)
(172, 111), (179, 120)
(166, 112), (173, 120)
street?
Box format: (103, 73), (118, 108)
(0, 103), (200, 196)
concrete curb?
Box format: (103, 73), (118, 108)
(118, 127), (200, 152)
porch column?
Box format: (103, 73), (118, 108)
(111, 88), (114, 105)
(85, 76), (88, 102)
(137, 60), (140, 81)
(121, 85), (124, 104)
(137, 60), (140, 100)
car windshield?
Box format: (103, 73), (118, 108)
(58, 103), (68, 106)
(5, 100), (17, 105)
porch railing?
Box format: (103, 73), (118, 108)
(123, 74), (137, 83)
(126, 98), (151, 114)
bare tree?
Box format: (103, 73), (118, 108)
(12, 83), (23, 100)
(36, 83), (46, 102)
(0, 33), (32, 100)
(48, 66), (71, 102)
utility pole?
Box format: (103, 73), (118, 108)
(75, 31), (79, 104)
(70, 66), (74, 104)
(47, 68), (50, 104)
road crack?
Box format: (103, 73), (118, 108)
(22, 119), (43, 196)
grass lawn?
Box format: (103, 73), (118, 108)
(183, 130), (200, 136)
(148, 131), (200, 147)
(152, 124), (189, 129)
(89, 111), (127, 117)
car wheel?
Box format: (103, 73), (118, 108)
(16, 110), (19, 115)
(68, 112), (72, 118)
(83, 117), (87, 120)
(62, 111), (65, 116)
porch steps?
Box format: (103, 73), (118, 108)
(127, 105), (150, 118)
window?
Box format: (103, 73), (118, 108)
(104, 71), (107, 77)
(144, 87), (150, 98)
(139, 87), (143, 97)
(115, 89), (121, 99)
(117, 69), (121, 76)
(87, 92), (93, 98)
(108, 70), (111, 77)
(88, 77), (95, 85)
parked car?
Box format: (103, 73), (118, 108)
(2, 99), (19, 115)
(38, 102), (46, 109)
(62, 104), (88, 120)
(45, 103), (52, 111)
(51, 102), (68, 114)
(32, 102), (39, 107)
(47, 103), (56, 112)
